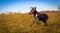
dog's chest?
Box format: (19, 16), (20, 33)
(34, 13), (38, 17)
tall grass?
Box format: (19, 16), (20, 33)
(0, 11), (60, 33)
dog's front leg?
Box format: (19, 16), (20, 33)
(30, 20), (36, 26)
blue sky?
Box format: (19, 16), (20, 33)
(0, 0), (60, 13)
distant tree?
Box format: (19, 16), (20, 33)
(2, 13), (5, 15)
(14, 12), (16, 14)
(9, 12), (13, 14)
(58, 6), (60, 11)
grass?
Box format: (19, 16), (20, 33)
(0, 11), (60, 33)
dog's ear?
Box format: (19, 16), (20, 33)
(30, 7), (33, 9)
(34, 7), (36, 10)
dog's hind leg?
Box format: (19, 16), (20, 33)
(43, 20), (48, 26)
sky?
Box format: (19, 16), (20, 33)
(0, 0), (60, 13)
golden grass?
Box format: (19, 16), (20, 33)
(0, 11), (60, 33)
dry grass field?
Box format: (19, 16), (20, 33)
(0, 11), (60, 33)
